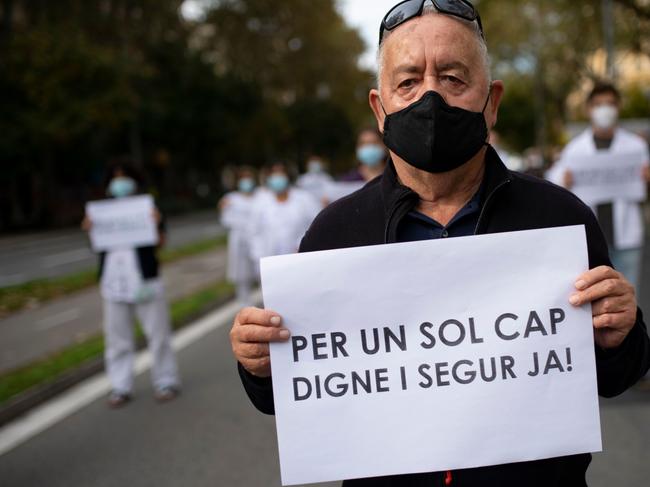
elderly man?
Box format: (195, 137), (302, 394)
(230, 1), (650, 485)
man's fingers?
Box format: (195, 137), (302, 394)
(235, 306), (282, 328)
(232, 323), (290, 343)
(230, 306), (289, 378)
(570, 277), (627, 306)
(574, 266), (620, 291)
(593, 312), (631, 329)
(591, 296), (632, 316)
(237, 342), (270, 360)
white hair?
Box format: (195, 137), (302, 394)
(376, 4), (491, 91)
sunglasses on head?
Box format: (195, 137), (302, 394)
(379, 0), (485, 45)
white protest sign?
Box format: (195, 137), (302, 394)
(86, 195), (158, 251)
(261, 225), (601, 486)
(560, 151), (647, 206)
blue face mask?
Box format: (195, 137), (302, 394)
(238, 178), (255, 193)
(267, 173), (290, 194)
(356, 144), (385, 167)
(108, 177), (136, 198)
(307, 160), (323, 173)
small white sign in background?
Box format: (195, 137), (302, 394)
(86, 195), (158, 251)
(560, 151), (647, 206)
(261, 225), (601, 485)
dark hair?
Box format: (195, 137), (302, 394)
(237, 166), (255, 179)
(587, 81), (621, 104)
(358, 126), (382, 139)
(102, 159), (145, 190)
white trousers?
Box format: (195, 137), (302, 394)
(102, 295), (180, 394)
(236, 280), (253, 307)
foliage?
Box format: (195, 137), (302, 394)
(0, 0), (371, 229)
(620, 84), (650, 119)
(480, 0), (650, 153)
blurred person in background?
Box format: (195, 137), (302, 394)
(219, 167), (259, 306)
(324, 128), (389, 204)
(296, 155), (334, 204)
(340, 128), (388, 183)
(82, 162), (180, 408)
(490, 130), (523, 172)
(549, 82), (650, 291)
(247, 163), (321, 263)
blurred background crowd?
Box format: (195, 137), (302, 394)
(1, 0), (649, 233)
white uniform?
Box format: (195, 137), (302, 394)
(100, 248), (180, 395)
(548, 128), (649, 288)
(248, 188), (322, 262)
(221, 191), (257, 304)
(549, 128), (649, 250)
(296, 171), (333, 202)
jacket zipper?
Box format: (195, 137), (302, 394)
(444, 470), (453, 485)
(473, 179), (511, 235)
(384, 178), (510, 242)
(384, 192), (416, 243)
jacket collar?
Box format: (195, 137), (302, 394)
(381, 145), (512, 220)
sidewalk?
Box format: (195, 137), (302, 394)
(0, 247), (227, 374)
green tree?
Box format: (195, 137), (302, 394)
(480, 0), (650, 154)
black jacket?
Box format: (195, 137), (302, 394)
(239, 148), (650, 487)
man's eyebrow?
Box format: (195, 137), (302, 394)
(437, 62), (470, 77)
(391, 64), (423, 76)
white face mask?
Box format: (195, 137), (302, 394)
(591, 105), (618, 130)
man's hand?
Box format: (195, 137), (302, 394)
(563, 170), (574, 189)
(642, 165), (650, 183)
(230, 307), (290, 378)
(570, 266), (637, 349)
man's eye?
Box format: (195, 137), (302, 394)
(442, 75), (464, 86)
(398, 79), (416, 89)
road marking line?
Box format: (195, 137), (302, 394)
(36, 308), (82, 330)
(0, 291), (258, 457)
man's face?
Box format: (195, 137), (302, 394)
(369, 14), (502, 134)
(588, 92), (619, 115)
(588, 91), (620, 131)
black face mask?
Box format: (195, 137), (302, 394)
(382, 89), (490, 173)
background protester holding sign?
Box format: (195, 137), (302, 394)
(230, 1), (650, 486)
(548, 82), (650, 292)
(82, 162), (180, 409)
(219, 167), (259, 306)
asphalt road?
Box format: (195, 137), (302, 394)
(0, 302), (648, 487)
(0, 210), (223, 287)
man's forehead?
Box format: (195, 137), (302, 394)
(590, 92), (619, 104)
(382, 15), (480, 69)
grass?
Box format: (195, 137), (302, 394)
(0, 279), (235, 406)
(0, 235), (227, 317)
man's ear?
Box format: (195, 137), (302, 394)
(487, 80), (504, 129)
(369, 89), (386, 134)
